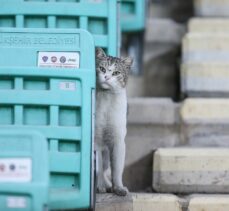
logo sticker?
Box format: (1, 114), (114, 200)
(0, 164), (5, 172)
(0, 158), (32, 182)
(38, 52), (80, 68)
(42, 56), (48, 62)
(60, 56), (66, 63)
(90, 0), (103, 3)
(51, 56), (57, 63)
(9, 164), (16, 171)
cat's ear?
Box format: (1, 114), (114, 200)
(121, 57), (133, 67)
(96, 48), (106, 58)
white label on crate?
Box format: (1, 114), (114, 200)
(38, 52), (80, 68)
(0, 158), (32, 182)
(59, 81), (76, 91)
(89, 0), (103, 3)
(7, 197), (27, 208)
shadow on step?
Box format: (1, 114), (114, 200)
(123, 152), (153, 192)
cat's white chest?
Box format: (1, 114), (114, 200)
(95, 90), (127, 147)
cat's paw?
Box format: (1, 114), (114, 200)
(113, 186), (129, 196)
(97, 186), (107, 193)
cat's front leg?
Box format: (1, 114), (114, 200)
(96, 148), (112, 193)
(110, 139), (128, 196)
(102, 148), (112, 192)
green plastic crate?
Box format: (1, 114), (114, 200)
(0, 130), (49, 211)
(121, 0), (146, 32)
(0, 0), (119, 56)
(0, 28), (96, 210)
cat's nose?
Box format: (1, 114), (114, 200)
(105, 75), (110, 80)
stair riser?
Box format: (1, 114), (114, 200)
(153, 148), (229, 193)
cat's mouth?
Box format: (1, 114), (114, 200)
(100, 82), (112, 89)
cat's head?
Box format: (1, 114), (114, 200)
(96, 48), (133, 91)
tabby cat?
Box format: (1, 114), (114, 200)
(95, 48), (133, 196)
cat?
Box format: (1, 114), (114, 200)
(95, 48), (133, 196)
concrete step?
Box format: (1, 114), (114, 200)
(153, 148), (229, 194)
(145, 19), (185, 44)
(95, 193), (229, 211)
(181, 63), (229, 97)
(95, 193), (182, 211)
(128, 98), (179, 125)
(125, 98), (181, 191)
(194, 0), (229, 17)
(189, 195), (229, 211)
(181, 98), (229, 146)
(149, 0), (193, 22)
(126, 76), (144, 98)
(182, 33), (229, 63)
(125, 98), (229, 191)
(189, 18), (229, 33)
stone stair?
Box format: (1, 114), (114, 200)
(181, 19), (229, 97)
(189, 18), (229, 33)
(194, 0), (229, 17)
(125, 98), (180, 191)
(95, 0), (229, 210)
(95, 193), (229, 211)
(96, 98), (229, 209)
(153, 148), (229, 193)
(181, 98), (229, 147)
(95, 193), (181, 211)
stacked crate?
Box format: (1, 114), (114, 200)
(120, 0), (146, 32)
(120, 0), (146, 75)
(0, 0), (120, 210)
(0, 130), (49, 211)
(0, 28), (96, 210)
(0, 0), (119, 56)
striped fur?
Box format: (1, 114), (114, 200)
(96, 48), (132, 91)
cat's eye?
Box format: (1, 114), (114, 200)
(112, 71), (120, 76)
(99, 67), (106, 73)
